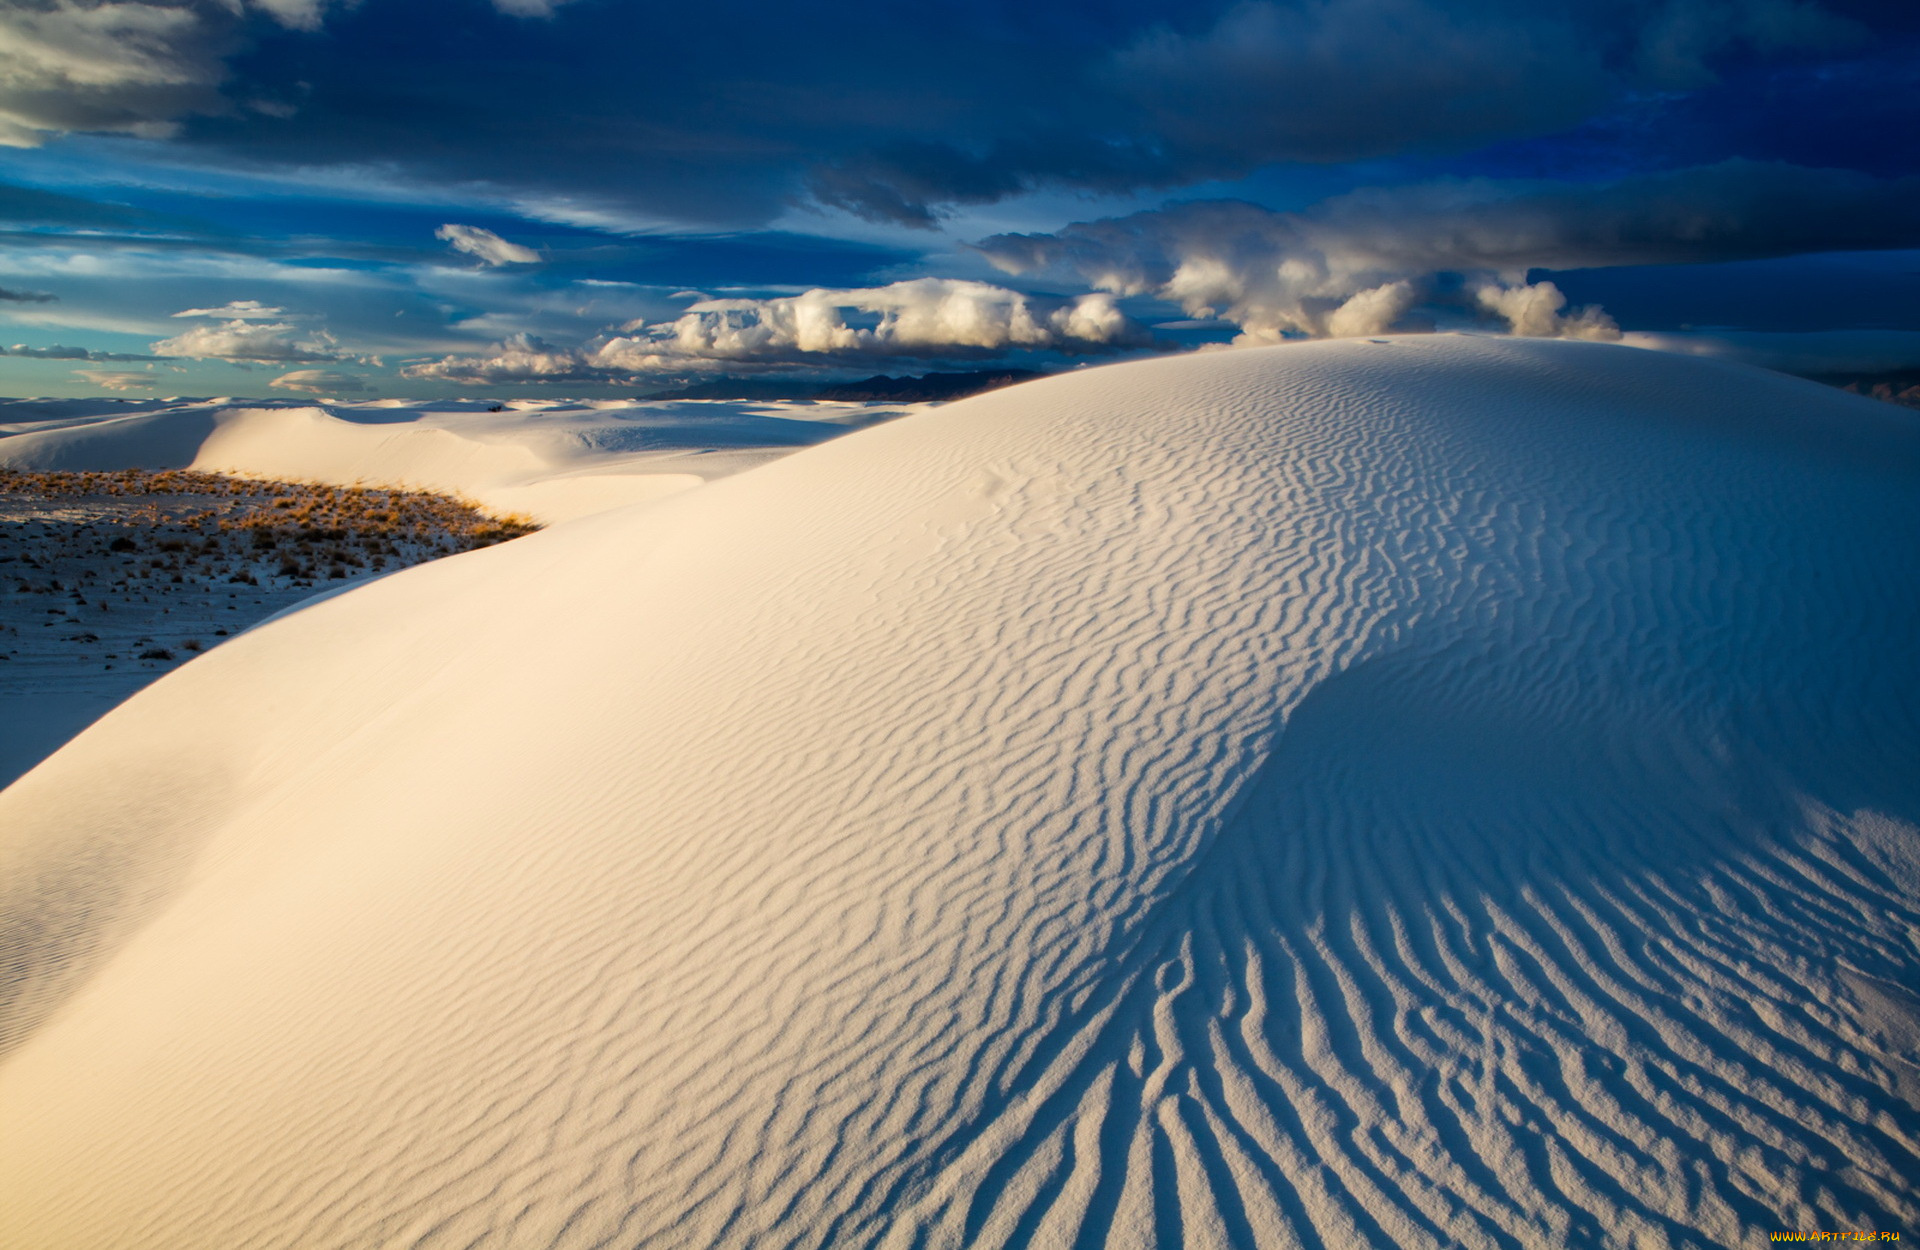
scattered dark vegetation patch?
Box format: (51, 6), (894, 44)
(0, 468), (539, 553)
(2, 469), (542, 676)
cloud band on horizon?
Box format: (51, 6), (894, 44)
(402, 279), (1148, 385)
(974, 161), (1920, 342)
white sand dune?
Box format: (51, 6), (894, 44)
(1, 337), (1917, 1248)
(0, 396), (915, 523)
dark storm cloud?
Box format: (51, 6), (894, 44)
(12, 0), (1897, 229)
(1288, 159), (1920, 273)
(976, 161), (1920, 339)
(807, 0), (1867, 223)
(0, 0), (336, 147)
(0, 285), (56, 302)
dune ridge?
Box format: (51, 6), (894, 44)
(0, 337), (1915, 1248)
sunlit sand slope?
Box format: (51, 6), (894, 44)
(1, 337), (1916, 1248)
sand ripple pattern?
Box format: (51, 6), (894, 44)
(0, 338), (1916, 1248)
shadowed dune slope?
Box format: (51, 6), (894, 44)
(1, 336), (1917, 1248)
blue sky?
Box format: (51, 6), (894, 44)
(0, 0), (1915, 397)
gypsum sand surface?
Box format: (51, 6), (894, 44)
(0, 467), (535, 788)
(1, 336), (1917, 1249)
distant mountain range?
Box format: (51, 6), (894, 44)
(642, 363), (1920, 410)
(642, 369), (1049, 404)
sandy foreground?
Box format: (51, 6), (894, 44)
(0, 338), (1916, 1248)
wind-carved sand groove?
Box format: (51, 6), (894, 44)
(0, 337), (1916, 1248)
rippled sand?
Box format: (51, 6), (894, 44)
(1, 338), (1915, 1248)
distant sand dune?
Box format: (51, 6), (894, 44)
(0, 337), (1915, 1248)
(0, 395), (916, 524)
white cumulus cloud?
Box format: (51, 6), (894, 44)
(152, 318), (341, 362)
(1472, 280), (1619, 341)
(436, 224), (541, 267)
(403, 279), (1149, 385)
(975, 161), (1918, 343)
(401, 334), (587, 385)
(1324, 280), (1421, 339)
(607, 280), (1144, 362)
(976, 195), (1626, 343)
(73, 367), (155, 390)
(172, 299), (287, 319)
(269, 368), (366, 393)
